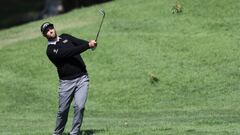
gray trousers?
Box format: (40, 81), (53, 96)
(53, 75), (89, 135)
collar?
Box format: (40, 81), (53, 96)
(48, 37), (61, 45)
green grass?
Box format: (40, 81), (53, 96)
(1, 0), (240, 134)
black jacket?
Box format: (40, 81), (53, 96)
(46, 34), (90, 80)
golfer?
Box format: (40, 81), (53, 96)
(41, 22), (97, 135)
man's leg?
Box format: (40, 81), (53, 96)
(53, 80), (76, 135)
(70, 75), (89, 135)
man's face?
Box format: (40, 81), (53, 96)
(43, 26), (57, 40)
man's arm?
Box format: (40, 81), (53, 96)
(48, 40), (97, 58)
(63, 34), (89, 46)
(51, 44), (89, 58)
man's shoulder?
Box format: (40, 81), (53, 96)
(46, 45), (53, 55)
(46, 44), (58, 55)
(60, 33), (72, 39)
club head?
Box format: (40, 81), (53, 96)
(99, 9), (105, 16)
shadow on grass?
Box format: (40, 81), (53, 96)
(62, 129), (105, 135)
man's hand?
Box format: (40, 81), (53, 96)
(88, 40), (97, 49)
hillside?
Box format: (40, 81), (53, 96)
(1, 0), (240, 134)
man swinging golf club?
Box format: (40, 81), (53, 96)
(41, 22), (97, 135)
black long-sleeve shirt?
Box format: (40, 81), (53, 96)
(46, 34), (90, 80)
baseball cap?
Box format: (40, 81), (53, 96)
(41, 22), (54, 33)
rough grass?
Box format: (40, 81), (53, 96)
(1, 0), (240, 134)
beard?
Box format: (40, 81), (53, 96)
(47, 30), (57, 41)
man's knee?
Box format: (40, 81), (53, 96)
(74, 105), (85, 112)
(58, 105), (70, 116)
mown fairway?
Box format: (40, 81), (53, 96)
(1, 0), (240, 134)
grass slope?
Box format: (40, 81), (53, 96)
(1, 0), (240, 134)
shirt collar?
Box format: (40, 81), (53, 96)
(48, 37), (61, 45)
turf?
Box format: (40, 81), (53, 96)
(1, 0), (240, 134)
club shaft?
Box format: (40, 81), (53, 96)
(95, 15), (105, 42)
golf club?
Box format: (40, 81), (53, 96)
(92, 9), (106, 51)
